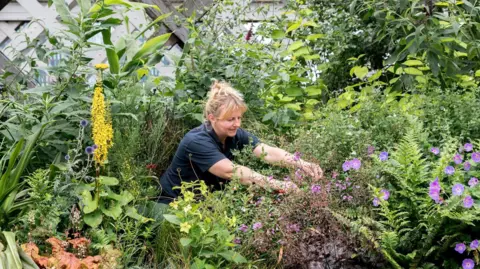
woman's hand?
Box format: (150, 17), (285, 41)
(299, 161), (324, 181)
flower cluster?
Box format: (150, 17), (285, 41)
(372, 189), (390, 207)
(454, 239), (478, 269)
(91, 65), (113, 166)
(342, 158), (361, 172)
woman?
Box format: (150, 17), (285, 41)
(158, 81), (323, 204)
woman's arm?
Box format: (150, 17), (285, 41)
(253, 143), (324, 180)
(208, 159), (298, 192)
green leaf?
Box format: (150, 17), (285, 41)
(102, 30), (120, 74)
(77, 0), (92, 15)
(137, 67), (149, 80)
(3, 232), (22, 269)
(99, 176), (119, 186)
(262, 112), (275, 122)
(180, 238), (192, 247)
(352, 66), (368, 79)
(402, 60), (423, 66)
(104, 0), (160, 11)
(125, 206), (153, 223)
(287, 41), (304, 52)
(286, 22), (301, 33)
(107, 190), (134, 206)
(404, 67), (423, 76)
(285, 103), (302, 111)
(368, 70), (382, 82)
(294, 47), (310, 56)
(305, 86), (322, 96)
(163, 214), (181, 225)
(52, 0), (78, 31)
(123, 33), (171, 73)
(219, 251), (247, 264)
(84, 210), (103, 228)
(271, 30), (285, 39)
(80, 190), (98, 214)
(304, 54), (320, 60)
(306, 34), (324, 40)
(100, 200), (122, 219)
(285, 86), (303, 96)
(475, 70), (480, 77)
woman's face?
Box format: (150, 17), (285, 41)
(209, 108), (243, 140)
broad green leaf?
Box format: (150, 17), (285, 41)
(353, 66), (368, 79)
(304, 54), (320, 60)
(305, 86), (322, 96)
(440, 37), (455, 43)
(104, 0), (160, 11)
(180, 238), (192, 247)
(53, 0), (78, 31)
(286, 22), (301, 33)
(271, 30), (285, 39)
(454, 51), (468, 57)
(306, 99), (319, 107)
(368, 70), (382, 82)
(416, 76), (427, 83)
(285, 86), (303, 96)
(3, 232), (22, 269)
(294, 47), (310, 56)
(303, 21), (319, 27)
(404, 67), (423, 76)
(163, 214), (181, 225)
(285, 103), (302, 111)
(81, 190), (98, 214)
(435, 1), (449, 6)
(100, 200), (122, 219)
(99, 176), (119, 186)
(84, 210), (103, 228)
(303, 112), (314, 120)
(137, 67), (149, 80)
(287, 41), (304, 52)
(306, 34), (324, 40)
(475, 70), (480, 77)
(402, 60), (423, 66)
(262, 112), (275, 122)
(125, 206), (153, 223)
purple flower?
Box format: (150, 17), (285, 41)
(233, 238), (241, 244)
(85, 146), (94, 155)
(293, 151), (302, 161)
(255, 197), (263, 206)
(367, 146), (375, 156)
(380, 189), (390, 200)
(379, 152), (388, 161)
(342, 160), (351, 172)
(454, 154), (463, 165)
(350, 158), (361, 170)
(287, 223), (301, 233)
(468, 177), (479, 187)
(284, 176), (290, 181)
(64, 154), (70, 161)
(429, 178), (442, 204)
(464, 195), (474, 208)
(430, 147), (440, 155)
(238, 224), (248, 232)
(464, 161), (471, 171)
(470, 239), (479, 250)
(252, 222), (263, 230)
(455, 243), (466, 254)
(80, 119), (88, 127)
(462, 259), (475, 269)
(373, 197), (380, 207)
(464, 143), (473, 152)
(295, 169), (303, 180)
(472, 152), (480, 163)
(445, 166), (455, 175)
(311, 184), (321, 194)
(452, 183), (465, 196)
(92, 144), (98, 150)
(332, 171), (338, 179)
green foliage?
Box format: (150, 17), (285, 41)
(0, 231), (38, 269)
(0, 126), (45, 229)
(159, 181), (248, 268)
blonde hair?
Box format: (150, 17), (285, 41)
(204, 81), (247, 123)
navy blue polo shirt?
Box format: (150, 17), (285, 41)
(158, 124), (260, 203)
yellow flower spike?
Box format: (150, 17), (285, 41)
(180, 222), (192, 233)
(94, 63), (109, 70)
(91, 70), (113, 166)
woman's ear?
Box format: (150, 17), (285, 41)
(207, 113), (216, 123)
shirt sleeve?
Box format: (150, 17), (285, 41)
(236, 128), (260, 149)
(186, 139), (227, 173)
